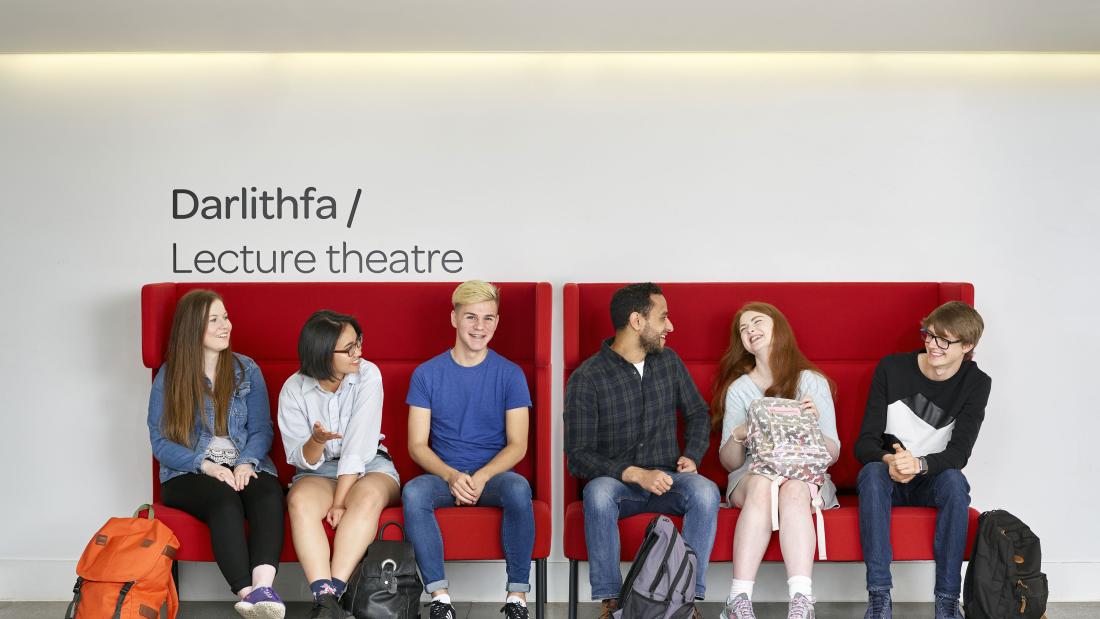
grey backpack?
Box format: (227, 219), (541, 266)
(614, 515), (697, 619)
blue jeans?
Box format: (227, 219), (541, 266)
(401, 471), (535, 594)
(582, 473), (720, 600)
(857, 462), (971, 597)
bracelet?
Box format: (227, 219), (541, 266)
(732, 432), (747, 444)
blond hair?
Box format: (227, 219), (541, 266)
(922, 301), (985, 348)
(452, 280), (500, 310)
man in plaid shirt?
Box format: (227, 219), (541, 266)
(565, 283), (719, 618)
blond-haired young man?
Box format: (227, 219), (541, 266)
(403, 281), (535, 619)
(855, 301), (992, 619)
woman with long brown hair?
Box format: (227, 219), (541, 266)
(147, 289), (285, 619)
(712, 302), (841, 619)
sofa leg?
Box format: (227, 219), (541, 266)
(568, 559), (578, 619)
(535, 558), (547, 618)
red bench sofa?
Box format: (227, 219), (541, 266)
(562, 282), (981, 616)
(142, 282), (553, 616)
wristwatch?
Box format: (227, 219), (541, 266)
(917, 456), (928, 475)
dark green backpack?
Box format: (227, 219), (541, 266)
(963, 510), (1047, 618)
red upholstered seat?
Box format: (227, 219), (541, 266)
(562, 283), (981, 607)
(141, 283), (553, 588)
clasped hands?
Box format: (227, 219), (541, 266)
(621, 456), (698, 496)
(447, 470), (489, 506)
(884, 443), (921, 483)
(200, 460), (257, 491)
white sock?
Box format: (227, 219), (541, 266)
(432, 593), (452, 605)
(729, 579), (754, 600)
(506, 595), (526, 607)
(788, 576), (812, 600)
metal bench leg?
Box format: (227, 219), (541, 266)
(535, 558), (547, 618)
(568, 559), (578, 619)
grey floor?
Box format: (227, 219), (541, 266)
(2, 601), (1099, 618)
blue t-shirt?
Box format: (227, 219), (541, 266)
(406, 349), (532, 473)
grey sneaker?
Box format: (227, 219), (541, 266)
(934, 594), (962, 619)
(863, 590), (892, 619)
(720, 593), (756, 619)
(787, 593), (815, 619)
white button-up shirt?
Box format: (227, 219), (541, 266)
(277, 360), (385, 477)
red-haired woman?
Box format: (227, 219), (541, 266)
(712, 303), (840, 619)
(147, 290), (285, 619)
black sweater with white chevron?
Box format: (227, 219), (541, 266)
(854, 351), (992, 477)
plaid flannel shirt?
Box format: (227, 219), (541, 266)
(564, 339), (710, 481)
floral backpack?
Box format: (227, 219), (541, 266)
(746, 397), (831, 559)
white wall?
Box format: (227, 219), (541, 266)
(2, 53), (1098, 602)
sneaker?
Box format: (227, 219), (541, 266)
(597, 598), (619, 619)
(429, 600), (458, 619)
(500, 601), (529, 619)
(234, 587), (285, 619)
(720, 593), (756, 619)
(863, 590), (892, 619)
(787, 593), (815, 619)
(934, 594), (962, 619)
(308, 593), (349, 619)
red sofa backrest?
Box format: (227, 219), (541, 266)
(143, 282), (552, 506)
(563, 282), (974, 503)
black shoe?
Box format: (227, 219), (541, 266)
(309, 593), (349, 619)
(500, 601), (529, 619)
(429, 600), (457, 619)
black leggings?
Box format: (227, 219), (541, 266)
(161, 471), (285, 593)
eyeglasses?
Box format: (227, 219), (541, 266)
(334, 338), (363, 355)
(920, 328), (961, 350)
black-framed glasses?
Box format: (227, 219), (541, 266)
(334, 338), (363, 355)
(920, 328), (961, 350)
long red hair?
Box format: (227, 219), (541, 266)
(710, 302), (833, 429)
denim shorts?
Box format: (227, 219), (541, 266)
(291, 452), (400, 486)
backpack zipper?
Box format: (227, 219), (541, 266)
(648, 535), (678, 594)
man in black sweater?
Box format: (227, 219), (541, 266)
(854, 301), (992, 619)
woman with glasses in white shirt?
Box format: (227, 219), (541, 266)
(278, 310), (400, 619)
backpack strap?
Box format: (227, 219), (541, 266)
(167, 568), (179, 619)
(111, 582), (134, 619)
(64, 577), (83, 619)
(808, 484), (827, 560)
(769, 476), (786, 531)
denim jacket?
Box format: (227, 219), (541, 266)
(147, 352), (278, 484)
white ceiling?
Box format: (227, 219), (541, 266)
(2, 0), (1100, 53)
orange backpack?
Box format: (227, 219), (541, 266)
(66, 504), (180, 619)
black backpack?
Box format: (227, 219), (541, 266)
(342, 521), (423, 619)
(963, 509), (1048, 619)
(614, 515), (697, 619)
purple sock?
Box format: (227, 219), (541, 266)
(332, 578), (347, 598)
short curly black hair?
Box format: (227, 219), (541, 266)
(610, 283), (663, 331)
